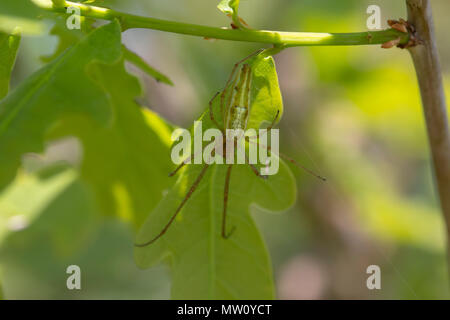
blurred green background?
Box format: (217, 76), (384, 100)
(1, 0), (450, 299)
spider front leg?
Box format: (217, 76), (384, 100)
(256, 109), (280, 142)
(168, 145), (206, 177)
(247, 109), (280, 178)
(245, 150), (268, 180)
(169, 131), (221, 177)
(248, 134), (327, 182)
(246, 110), (326, 181)
(266, 109), (280, 132)
(135, 164), (210, 247)
(169, 161), (187, 177)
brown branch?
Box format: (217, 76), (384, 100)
(406, 0), (450, 266)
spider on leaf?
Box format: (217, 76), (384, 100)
(135, 50), (325, 247)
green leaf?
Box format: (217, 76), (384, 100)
(246, 54), (284, 130)
(135, 161), (296, 299)
(0, 21), (122, 190)
(0, 167), (77, 245)
(0, 165), (100, 256)
(51, 0), (65, 7)
(0, 31), (21, 99)
(47, 59), (176, 227)
(0, 0), (46, 35)
(135, 55), (296, 299)
(41, 24), (172, 87)
(41, 17), (95, 63)
(217, 0), (240, 16)
(122, 45), (173, 86)
(0, 21), (175, 228)
(217, 0), (247, 29)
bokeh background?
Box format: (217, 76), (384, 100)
(1, 0), (450, 299)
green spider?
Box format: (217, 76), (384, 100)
(135, 50), (325, 247)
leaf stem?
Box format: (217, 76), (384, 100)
(39, 0), (409, 47)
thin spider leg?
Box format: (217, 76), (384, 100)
(222, 67), (240, 124)
(135, 164), (210, 247)
(257, 109), (280, 142)
(247, 138), (326, 181)
(222, 164), (236, 239)
(220, 64), (238, 118)
(209, 91), (224, 132)
(169, 139), (211, 177)
(169, 161), (187, 177)
(266, 110), (280, 131)
(276, 151), (326, 181)
(237, 48), (265, 65)
(245, 152), (267, 179)
(169, 153), (197, 177)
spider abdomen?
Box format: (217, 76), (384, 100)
(230, 105), (248, 130)
(225, 63), (252, 131)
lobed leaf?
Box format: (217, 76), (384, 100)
(0, 21), (122, 190)
(135, 54), (296, 299)
(0, 21), (175, 228)
(0, 167), (78, 245)
(0, 0), (46, 35)
(123, 45), (174, 86)
(42, 21), (173, 86)
(41, 16), (96, 63)
(47, 59), (176, 227)
(0, 164), (101, 256)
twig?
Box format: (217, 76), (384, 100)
(406, 0), (450, 274)
(36, 0), (409, 47)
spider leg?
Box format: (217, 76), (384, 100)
(276, 151), (326, 181)
(220, 65), (238, 118)
(169, 140), (211, 177)
(222, 66), (240, 123)
(257, 109), (280, 142)
(245, 152), (268, 179)
(222, 164), (236, 239)
(247, 163), (268, 180)
(135, 164), (210, 247)
(169, 161), (187, 177)
(266, 109), (280, 131)
(247, 137), (326, 181)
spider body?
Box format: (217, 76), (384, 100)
(225, 63), (252, 131)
